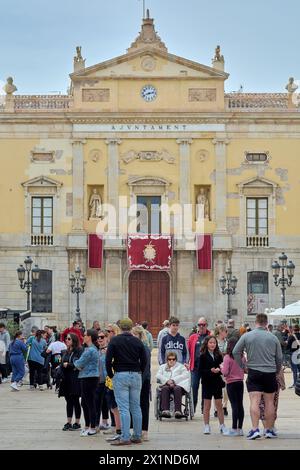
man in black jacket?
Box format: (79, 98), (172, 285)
(106, 317), (147, 446)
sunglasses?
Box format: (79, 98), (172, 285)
(98, 335), (105, 339)
(198, 324), (206, 327)
(106, 330), (113, 333)
(168, 358), (176, 361)
(66, 337), (72, 341)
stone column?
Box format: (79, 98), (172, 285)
(212, 137), (230, 234)
(71, 139), (86, 232)
(177, 139), (193, 206)
(106, 139), (121, 236)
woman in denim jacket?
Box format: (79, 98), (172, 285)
(74, 329), (100, 436)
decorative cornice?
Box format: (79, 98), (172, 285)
(176, 138), (193, 145)
(105, 138), (122, 145)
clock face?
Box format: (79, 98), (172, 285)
(141, 85), (157, 102)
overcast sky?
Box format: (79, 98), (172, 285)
(0, 0), (299, 94)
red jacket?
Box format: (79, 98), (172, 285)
(61, 327), (84, 345)
(188, 330), (210, 371)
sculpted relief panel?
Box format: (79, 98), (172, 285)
(82, 88), (110, 102)
(189, 88), (217, 102)
(121, 149), (175, 164)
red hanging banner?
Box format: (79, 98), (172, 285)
(197, 234), (212, 270)
(128, 235), (172, 271)
(88, 234), (103, 269)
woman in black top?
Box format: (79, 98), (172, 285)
(58, 333), (83, 431)
(199, 335), (226, 435)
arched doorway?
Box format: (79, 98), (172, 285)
(128, 271), (170, 338)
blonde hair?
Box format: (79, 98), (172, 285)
(107, 323), (121, 336)
(215, 324), (227, 336)
(132, 325), (149, 347)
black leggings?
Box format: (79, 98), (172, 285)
(226, 381), (244, 430)
(65, 395), (81, 420)
(140, 379), (151, 431)
(28, 360), (43, 386)
(95, 382), (108, 427)
(81, 377), (98, 428)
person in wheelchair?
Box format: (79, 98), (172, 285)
(156, 352), (191, 419)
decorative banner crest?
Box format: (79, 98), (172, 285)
(128, 235), (172, 271)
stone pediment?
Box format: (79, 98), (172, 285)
(22, 175), (63, 189)
(70, 48), (229, 81)
(128, 176), (170, 187)
(238, 177), (277, 189)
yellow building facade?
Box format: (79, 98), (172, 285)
(1, 14), (300, 334)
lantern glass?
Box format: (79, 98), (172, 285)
(17, 265), (26, 282)
(272, 261), (280, 277)
(69, 274), (75, 288)
(231, 276), (238, 290)
(219, 276), (226, 290)
(80, 274), (86, 289)
(32, 265), (40, 281)
(75, 266), (81, 279)
(287, 261), (295, 278)
(279, 252), (287, 267)
(24, 256), (33, 271)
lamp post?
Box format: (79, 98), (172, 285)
(69, 266), (86, 321)
(272, 252), (295, 309)
(17, 256), (40, 311)
(219, 268), (238, 321)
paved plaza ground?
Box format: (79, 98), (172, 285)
(0, 353), (299, 450)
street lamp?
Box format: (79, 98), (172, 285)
(17, 256), (40, 310)
(69, 266), (86, 321)
(272, 252), (295, 308)
(219, 267), (238, 321)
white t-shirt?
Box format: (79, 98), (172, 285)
(47, 341), (67, 355)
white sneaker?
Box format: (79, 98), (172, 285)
(223, 428), (239, 437)
(106, 433), (121, 442)
(219, 424), (227, 434)
(103, 427), (116, 435)
(80, 429), (89, 437)
(238, 429), (244, 436)
(203, 424), (211, 435)
(10, 382), (20, 391)
(2, 378), (8, 383)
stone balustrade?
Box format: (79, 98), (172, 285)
(31, 234), (54, 246)
(246, 235), (269, 248)
(225, 93), (290, 110)
(14, 95), (72, 110)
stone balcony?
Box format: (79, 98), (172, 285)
(225, 93), (292, 111)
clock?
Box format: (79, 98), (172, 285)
(141, 85), (157, 102)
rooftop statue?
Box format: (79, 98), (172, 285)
(3, 77), (17, 95)
(286, 77), (298, 93)
(214, 45), (224, 63)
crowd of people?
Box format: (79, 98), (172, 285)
(0, 313), (299, 444)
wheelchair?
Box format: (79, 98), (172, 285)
(154, 385), (194, 421)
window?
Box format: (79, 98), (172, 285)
(32, 270), (52, 313)
(136, 196), (161, 234)
(246, 153), (268, 163)
(31, 197), (53, 234)
(246, 198), (268, 236)
(247, 272), (269, 315)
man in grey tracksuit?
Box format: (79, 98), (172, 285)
(233, 313), (282, 440)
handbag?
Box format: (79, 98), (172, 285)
(277, 367), (286, 391)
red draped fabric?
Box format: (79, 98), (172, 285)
(197, 234), (212, 270)
(88, 234), (103, 269)
(128, 235), (172, 271)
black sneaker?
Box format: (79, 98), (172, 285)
(70, 423), (81, 431)
(223, 407), (228, 416)
(62, 423), (72, 431)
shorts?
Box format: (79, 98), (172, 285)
(106, 388), (118, 410)
(246, 369), (277, 394)
(202, 384), (223, 400)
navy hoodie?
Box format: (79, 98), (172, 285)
(159, 332), (188, 365)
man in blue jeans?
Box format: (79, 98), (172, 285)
(106, 318), (147, 446)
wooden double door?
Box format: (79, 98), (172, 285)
(128, 271), (170, 338)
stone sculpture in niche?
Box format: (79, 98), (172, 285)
(89, 189), (103, 219)
(196, 187), (210, 220)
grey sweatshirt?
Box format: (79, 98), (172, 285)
(233, 327), (282, 373)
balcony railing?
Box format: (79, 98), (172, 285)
(246, 235), (269, 247)
(225, 93), (289, 111)
(14, 95), (72, 111)
(31, 234), (54, 246)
